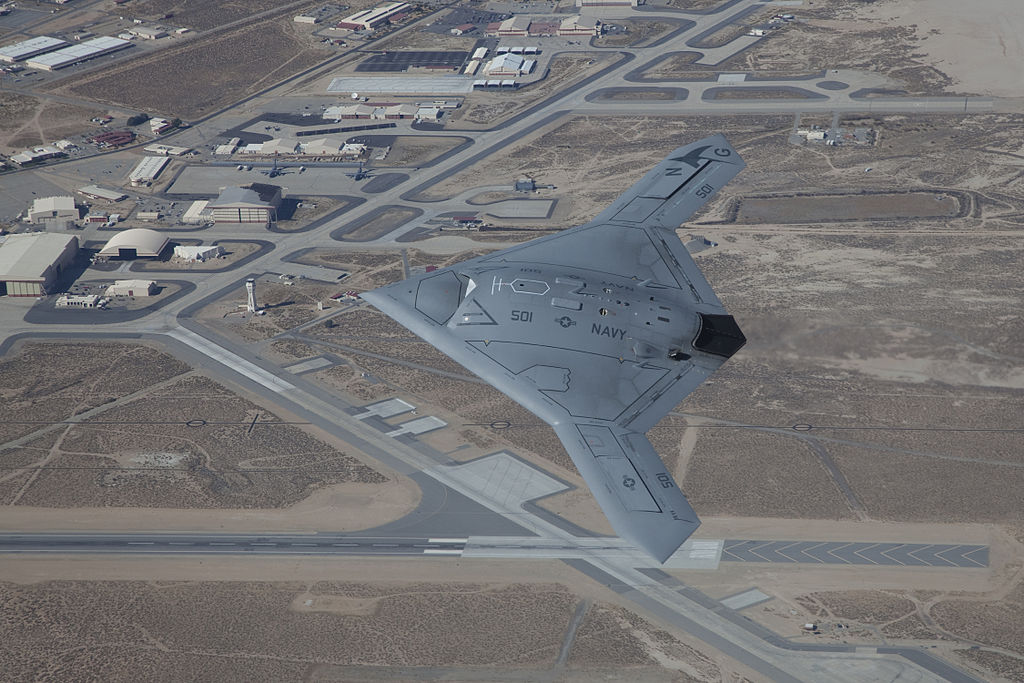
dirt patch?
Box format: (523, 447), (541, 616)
(0, 581), (576, 677)
(338, 207), (421, 242)
(0, 93), (100, 153)
(126, 0), (318, 31)
(378, 135), (467, 167)
(6, 373), (386, 509)
(735, 192), (961, 223)
(57, 19), (333, 119)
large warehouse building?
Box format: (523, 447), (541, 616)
(128, 156), (170, 186)
(25, 36), (131, 71)
(0, 36), (68, 63)
(210, 184), (281, 227)
(98, 228), (169, 259)
(337, 2), (410, 30)
(28, 196), (78, 226)
(0, 233), (79, 297)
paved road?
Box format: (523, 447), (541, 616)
(722, 540), (989, 568)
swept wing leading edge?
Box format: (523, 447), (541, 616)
(362, 134), (746, 562)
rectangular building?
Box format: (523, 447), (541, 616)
(25, 36), (131, 71)
(0, 233), (79, 297)
(181, 200), (212, 224)
(558, 15), (602, 36)
(210, 185), (281, 227)
(128, 156), (170, 186)
(337, 2), (410, 30)
(105, 279), (157, 297)
(78, 185), (127, 202)
(0, 36), (68, 63)
(28, 196), (78, 224)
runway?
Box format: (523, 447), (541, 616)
(0, 533), (468, 557)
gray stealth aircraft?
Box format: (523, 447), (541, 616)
(362, 134), (746, 562)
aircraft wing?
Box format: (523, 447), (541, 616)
(475, 133), (744, 304)
(361, 134), (746, 562)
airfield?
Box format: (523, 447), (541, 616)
(1, 0), (1023, 680)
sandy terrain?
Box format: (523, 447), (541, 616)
(0, 93), (103, 153)
(718, 0), (1024, 96)
(55, 19), (333, 119)
(861, 0), (1024, 97)
(0, 566), (756, 682)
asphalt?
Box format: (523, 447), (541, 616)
(722, 540), (989, 568)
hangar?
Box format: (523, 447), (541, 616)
(0, 233), (79, 297)
(98, 228), (169, 259)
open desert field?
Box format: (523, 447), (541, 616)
(716, 0), (1024, 96)
(55, 18), (333, 119)
(0, 93), (103, 153)
(0, 577), (744, 682)
(0, 341), (394, 516)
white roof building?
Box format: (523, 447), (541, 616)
(98, 228), (169, 258)
(78, 185), (127, 202)
(0, 233), (79, 297)
(484, 53), (526, 76)
(105, 279), (157, 296)
(261, 138), (301, 155)
(128, 156), (170, 186)
(0, 36), (68, 63)
(25, 36), (131, 71)
(181, 200), (212, 224)
(28, 196), (77, 224)
(173, 245), (224, 262)
(301, 137), (344, 155)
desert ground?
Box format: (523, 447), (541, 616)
(0, 341), (411, 531)
(716, 0), (1024, 96)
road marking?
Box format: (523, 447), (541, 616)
(168, 542), (194, 546)
(127, 542), (154, 545)
(209, 542), (236, 546)
(291, 543), (318, 547)
(333, 543), (358, 547)
(250, 543), (277, 546)
(428, 538), (468, 544)
(423, 549), (463, 556)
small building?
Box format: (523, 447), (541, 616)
(451, 24), (475, 35)
(341, 143), (367, 158)
(136, 210), (161, 220)
(28, 196), (78, 225)
(0, 233), (79, 297)
(10, 146), (65, 166)
(515, 177), (536, 192)
(416, 107), (443, 121)
(209, 184), (281, 227)
(301, 137), (344, 155)
(181, 200), (212, 224)
(173, 245), (224, 262)
(105, 279), (157, 297)
(214, 137), (240, 155)
(128, 156), (170, 186)
(56, 294), (100, 308)
(98, 228), (169, 259)
(472, 47), (488, 61)
(262, 138), (301, 155)
(128, 25), (167, 39)
(294, 14), (321, 24)
(484, 53), (527, 77)
(78, 185), (127, 202)
(558, 15), (601, 36)
(490, 16), (530, 37)
(144, 143), (191, 156)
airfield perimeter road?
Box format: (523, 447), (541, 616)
(0, 0), (1002, 679)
